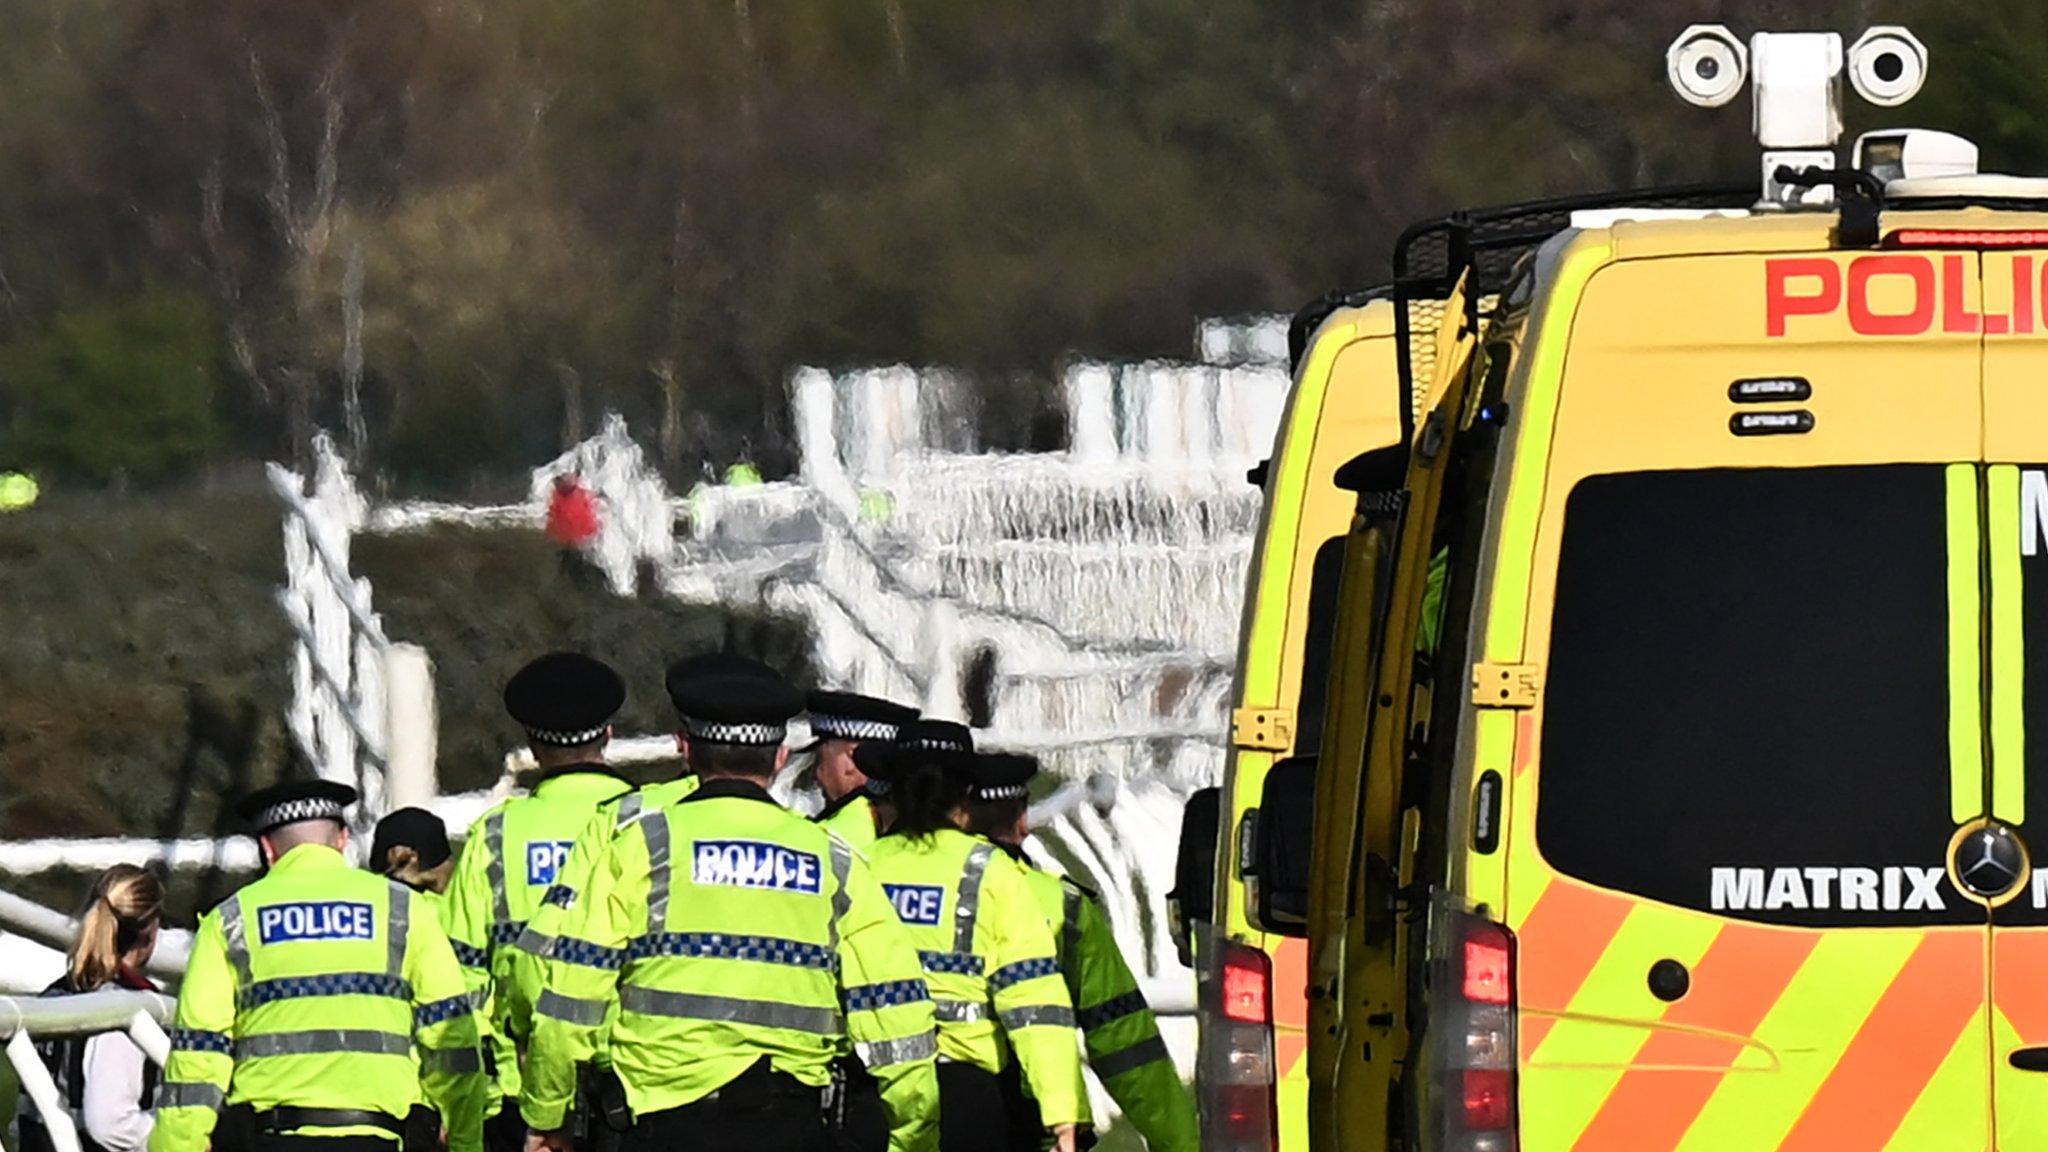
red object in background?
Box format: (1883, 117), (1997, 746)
(546, 475), (601, 547)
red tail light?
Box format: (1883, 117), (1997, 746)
(1463, 934), (1513, 1005)
(1429, 911), (1518, 1152)
(1463, 1069), (1515, 1131)
(1197, 930), (1278, 1152)
(1222, 948), (1272, 1024)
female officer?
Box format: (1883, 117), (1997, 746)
(866, 747), (1084, 1152)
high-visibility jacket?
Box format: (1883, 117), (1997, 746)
(151, 844), (489, 1152)
(815, 793), (878, 853)
(504, 777), (698, 1044)
(868, 829), (1086, 1128)
(521, 778), (940, 1151)
(444, 767), (635, 1094)
(1019, 865), (1196, 1152)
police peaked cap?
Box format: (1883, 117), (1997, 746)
(806, 690), (918, 745)
(897, 719), (974, 755)
(668, 655), (802, 747)
(961, 752), (1038, 802)
(237, 779), (358, 834)
(504, 652), (626, 746)
(663, 651), (782, 703)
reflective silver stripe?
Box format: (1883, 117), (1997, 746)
(157, 1082), (226, 1109)
(421, 1046), (485, 1075)
(1092, 1035), (1171, 1079)
(619, 986), (842, 1035)
(387, 884), (411, 976)
(536, 989), (610, 1026)
(997, 1004), (1075, 1031)
(643, 811), (672, 932)
(826, 835), (853, 955)
(931, 999), (987, 1024)
(953, 843), (993, 955)
(856, 1031), (938, 1069)
(1060, 885), (1082, 971)
(614, 794), (644, 829)
(516, 925), (558, 959)
(236, 1030), (411, 1058)
(485, 812), (511, 924)
(219, 897), (252, 984)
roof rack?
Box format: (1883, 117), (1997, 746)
(1387, 182), (1756, 448)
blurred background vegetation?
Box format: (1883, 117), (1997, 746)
(0, 0), (2031, 496)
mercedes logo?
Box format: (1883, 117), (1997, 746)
(1954, 823), (2026, 899)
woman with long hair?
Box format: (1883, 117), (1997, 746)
(20, 865), (165, 1152)
(865, 748), (1085, 1152)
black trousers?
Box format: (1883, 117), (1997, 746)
(625, 1065), (830, 1152)
(485, 1098), (526, 1152)
(936, 1063), (1040, 1152)
(248, 1137), (398, 1152)
(827, 1058), (889, 1152)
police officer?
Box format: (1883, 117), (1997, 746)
(867, 748), (1084, 1152)
(963, 757), (1197, 1152)
(521, 661), (940, 1152)
(151, 780), (489, 1152)
(805, 691), (918, 851)
(444, 654), (636, 1152)
(507, 653), (789, 995)
(854, 721), (973, 838)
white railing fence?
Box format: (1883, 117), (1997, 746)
(2, 989), (175, 1152)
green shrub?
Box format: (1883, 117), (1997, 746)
(0, 287), (227, 485)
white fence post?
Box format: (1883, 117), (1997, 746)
(384, 644), (439, 811)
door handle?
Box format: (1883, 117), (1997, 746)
(2010, 1047), (2048, 1072)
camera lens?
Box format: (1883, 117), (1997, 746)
(1874, 51), (1904, 82)
(1696, 57), (1720, 81)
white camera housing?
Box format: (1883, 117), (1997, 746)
(1848, 27), (1927, 107)
(1750, 31), (1844, 150)
(1667, 24), (1748, 107)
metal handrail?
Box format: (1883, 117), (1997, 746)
(4, 990), (177, 1152)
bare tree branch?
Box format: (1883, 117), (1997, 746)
(247, 49), (298, 259)
(200, 159), (265, 400)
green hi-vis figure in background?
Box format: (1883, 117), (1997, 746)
(0, 472), (39, 513)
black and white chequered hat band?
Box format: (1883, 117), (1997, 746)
(256, 797), (348, 828)
(970, 783), (1029, 801)
(526, 725), (608, 747)
(684, 718), (787, 746)
(809, 715), (902, 742)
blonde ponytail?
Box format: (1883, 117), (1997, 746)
(69, 864), (164, 991)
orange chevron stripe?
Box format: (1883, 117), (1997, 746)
(1272, 936), (1310, 1076)
(1995, 928), (2048, 1042)
(1776, 931), (1983, 1151)
(1569, 923), (1816, 1151)
(1514, 713), (1537, 776)
(1515, 878), (1633, 1062)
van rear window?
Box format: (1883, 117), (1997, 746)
(1537, 466), (1974, 926)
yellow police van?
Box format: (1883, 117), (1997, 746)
(1176, 23), (2048, 1151)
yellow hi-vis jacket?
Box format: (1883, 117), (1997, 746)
(505, 777), (698, 1044)
(816, 793), (878, 853)
(444, 767), (635, 1096)
(521, 778), (941, 1151)
(1019, 864), (1197, 1152)
(151, 844), (490, 1152)
(868, 829), (1087, 1128)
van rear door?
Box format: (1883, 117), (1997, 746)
(1978, 247), (2048, 1152)
(1484, 234), (1990, 1151)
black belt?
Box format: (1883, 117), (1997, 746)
(252, 1108), (406, 1137)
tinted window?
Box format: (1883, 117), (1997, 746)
(1539, 466), (1973, 926)
(1294, 536), (1346, 754)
